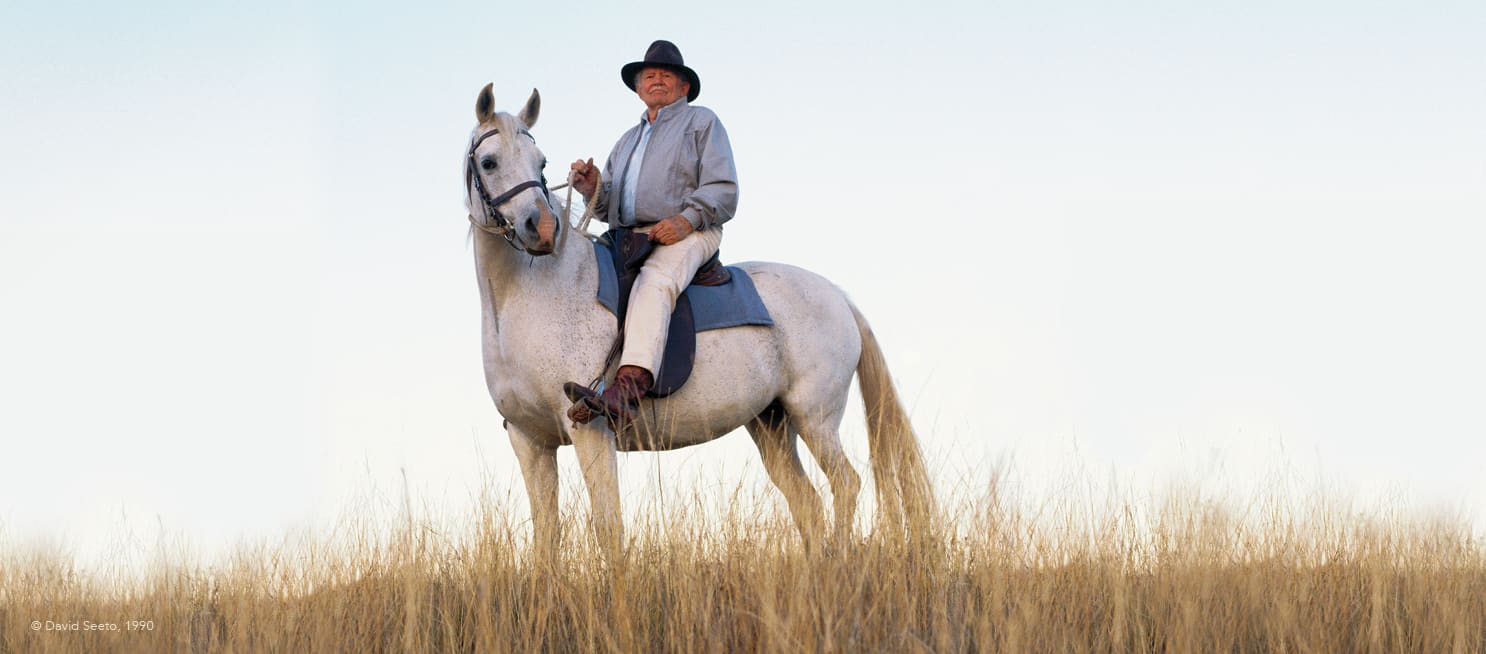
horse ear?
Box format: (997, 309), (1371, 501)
(518, 88), (540, 129)
(476, 83), (495, 123)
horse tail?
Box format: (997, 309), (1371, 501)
(849, 300), (935, 540)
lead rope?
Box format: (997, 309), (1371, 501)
(574, 169), (626, 392)
(549, 169), (617, 394)
(549, 168), (602, 242)
(468, 212), (511, 237)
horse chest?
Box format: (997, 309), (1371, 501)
(483, 334), (578, 422)
(485, 375), (560, 439)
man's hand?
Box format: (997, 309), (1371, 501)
(569, 158), (598, 199)
(649, 215), (695, 245)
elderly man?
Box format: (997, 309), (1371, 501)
(566, 39), (739, 427)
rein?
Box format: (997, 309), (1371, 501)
(549, 173), (603, 243)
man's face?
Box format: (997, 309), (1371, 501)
(636, 67), (689, 109)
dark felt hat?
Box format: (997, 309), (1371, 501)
(621, 40), (701, 102)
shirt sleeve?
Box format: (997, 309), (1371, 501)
(679, 114), (738, 230)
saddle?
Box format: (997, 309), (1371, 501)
(599, 226), (729, 398)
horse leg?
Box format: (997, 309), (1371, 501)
(746, 402), (825, 550)
(788, 401), (862, 546)
(507, 423), (560, 557)
(569, 422), (623, 557)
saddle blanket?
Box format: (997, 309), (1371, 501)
(592, 239), (773, 331)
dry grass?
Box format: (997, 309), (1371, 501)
(3, 479), (1484, 653)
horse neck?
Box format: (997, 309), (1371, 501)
(472, 221), (595, 322)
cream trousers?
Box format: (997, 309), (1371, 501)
(620, 225), (724, 375)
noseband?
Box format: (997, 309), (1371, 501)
(466, 126), (550, 251)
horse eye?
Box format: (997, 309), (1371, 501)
(481, 157), (497, 171)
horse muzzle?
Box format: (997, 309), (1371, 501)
(527, 200), (558, 254)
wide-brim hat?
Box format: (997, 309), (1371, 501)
(621, 40), (701, 102)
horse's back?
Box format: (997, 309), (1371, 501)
(732, 261), (863, 389)
(733, 260), (858, 332)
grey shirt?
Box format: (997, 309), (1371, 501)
(591, 98), (738, 230)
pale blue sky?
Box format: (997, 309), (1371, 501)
(3, 0), (1484, 566)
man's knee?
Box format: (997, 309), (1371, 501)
(634, 269), (687, 299)
(637, 258), (693, 293)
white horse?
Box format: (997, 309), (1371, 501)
(466, 85), (931, 553)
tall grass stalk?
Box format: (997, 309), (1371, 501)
(3, 480), (1483, 653)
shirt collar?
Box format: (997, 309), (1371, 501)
(641, 97), (689, 126)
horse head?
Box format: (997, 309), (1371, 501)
(466, 84), (559, 255)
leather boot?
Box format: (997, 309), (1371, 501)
(580, 365), (652, 430)
(564, 382), (599, 425)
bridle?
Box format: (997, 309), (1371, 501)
(465, 126), (552, 252)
